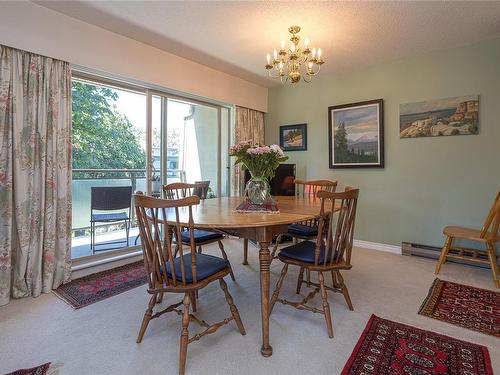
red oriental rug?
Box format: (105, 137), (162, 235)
(53, 261), (146, 309)
(419, 278), (499, 338)
(4, 363), (51, 375)
(342, 315), (493, 375)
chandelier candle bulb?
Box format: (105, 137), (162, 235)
(264, 25), (324, 84)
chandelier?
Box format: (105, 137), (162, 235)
(265, 25), (324, 84)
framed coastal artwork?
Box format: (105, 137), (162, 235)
(400, 95), (479, 138)
(279, 123), (307, 151)
(328, 99), (384, 168)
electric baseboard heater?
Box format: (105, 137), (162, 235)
(402, 241), (498, 269)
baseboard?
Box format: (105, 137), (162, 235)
(353, 239), (402, 255)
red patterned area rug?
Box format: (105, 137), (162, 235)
(4, 363), (51, 375)
(419, 278), (499, 338)
(53, 261), (146, 309)
(342, 315), (493, 375)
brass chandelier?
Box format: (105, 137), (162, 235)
(265, 25), (324, 84)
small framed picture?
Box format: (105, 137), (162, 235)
(328, 99), (384, 168)
(280, 123), (307, 151)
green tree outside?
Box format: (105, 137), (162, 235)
(72, 81), (146, 175)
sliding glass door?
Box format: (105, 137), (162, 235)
(71, 77), (147, 259)
(71, 73), (232, 260)
(151, 94), (229, 198)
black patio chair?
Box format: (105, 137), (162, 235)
(90, 186), (133, 254)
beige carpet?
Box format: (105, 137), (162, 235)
(0, 239), (498, 374)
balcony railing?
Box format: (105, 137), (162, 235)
(72, 168), (185, 233)
(71, 168), (186, 258)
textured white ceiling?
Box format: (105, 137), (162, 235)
(35, 1), (500, 88)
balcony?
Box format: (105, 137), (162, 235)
(71, 168), (185, 259)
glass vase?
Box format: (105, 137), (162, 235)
(245, 176), (270, 205)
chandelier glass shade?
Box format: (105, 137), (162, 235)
(265, 25), (324, 84)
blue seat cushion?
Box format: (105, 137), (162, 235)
(288, 223), (318, 237)
(280, 241), (326, 264)
(166, 253), (229, 282)
(91, 212), (129, 222)
(180, 229), (223, 243)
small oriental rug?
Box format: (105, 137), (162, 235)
(419, 278), (499, 338)
(341, 314), (493, 375)
(53, 261), (146, 309)
(4, 363), (51, 375)
(234, 199), (280, 213)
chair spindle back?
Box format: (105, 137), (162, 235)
(134, 192), (200, 289)
(481, 191), (500, 238)
(295, 179), (337, 197)
(163, 182), (208, 200)
(315, 187), (359, 267)
(294, 179), (337, 227)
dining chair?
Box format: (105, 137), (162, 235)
(270, 188), (359, 338)
(270, 179), (338, 288)
(163, 182), (235, 281)
(435, 190), (500, 288)
(134, 192), (246, 375)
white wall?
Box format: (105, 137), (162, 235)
(0, 1), (267, 112)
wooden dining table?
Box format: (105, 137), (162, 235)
(162, 195), (326, 357)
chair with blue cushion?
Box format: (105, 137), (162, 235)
(134, 192), (245, 375)
(163, 182), (235, 281)
(270, 188), (359, 338)
(271, 179), (337, 286)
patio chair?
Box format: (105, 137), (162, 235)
(90, 186), (133, 254)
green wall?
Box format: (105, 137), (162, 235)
(266, 38), (500, 247)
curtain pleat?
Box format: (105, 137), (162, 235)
(231, 106), (265, 196)
(0, 45), (72, 306)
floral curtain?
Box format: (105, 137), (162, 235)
(231, 106), (265, 196)
(0, 45), (72, 306)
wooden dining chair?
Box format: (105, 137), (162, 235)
(270, 188), (359, 338)
(435, 191), (500, 288)
(272, 179), (337, 252)
(163, 182), (235, 281)
(134, 192), (246, 375)
(269, 179), (338, 287)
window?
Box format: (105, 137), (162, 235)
(71, 73), (232, 260)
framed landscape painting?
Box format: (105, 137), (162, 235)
(400, 95), (479, 138)
(328, 99), (384, 168)
(280, 123), (307, 151)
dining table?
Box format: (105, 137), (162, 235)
(162, 195), (327, 357)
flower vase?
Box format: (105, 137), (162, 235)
(245, 176), (270, 205)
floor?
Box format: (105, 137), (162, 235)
(0, 239), (498, 375)
(71, 228), (140, 259)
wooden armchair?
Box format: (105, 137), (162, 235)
(134, 192), (245, 375)
(270, 188), (359, 337)
(435, 191), (500, 288)
(163, 182), (235, 281)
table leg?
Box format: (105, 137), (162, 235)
(259, 241), (273, 357)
